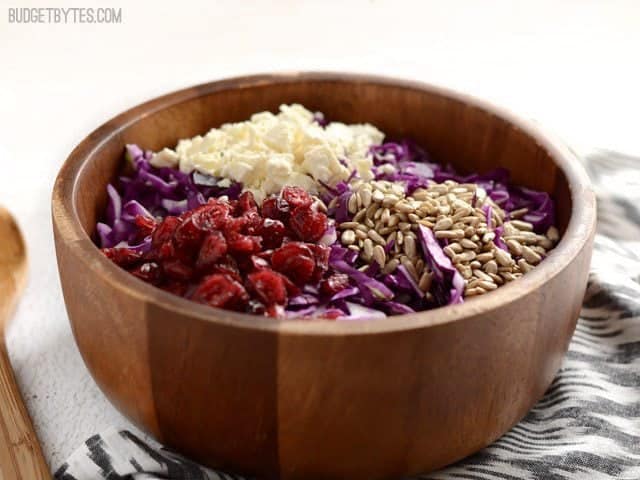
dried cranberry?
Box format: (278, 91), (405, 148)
(250, 255), (270, 270)
(134, 215), (157, 238)
(223, 216), (247, 234)
(242, 208), (263, 235)
(266, 304), (285, 318)
(323, 309), (342, 320)
(163, 259), (194, 282)
(211, 255), (242, 282)
(226, 232), (262, 254)
(281, 186), (313, 209)
(247, 299), (266, 315)
(289, 206), (328, 242)
(261, 196), (290, 221)
(191, 274), (249, 310)
(246, 270), (288, 306)
(161, 281), (188, 297)
(191, 201), (232, 231)
(102, 248), (142, 268)
(271, 242), (316, 285)
(196, 232), (228, 272)
(151, 216), (180, 249)
(320, 274), (350, 296)
(173, 217), (206, 253)
(281, 274), (301, 297)
(260, 219), (286, 249)
(237, 191), (257, 213)
(311, 244), (331, 281)
(130, 262), (162, 284)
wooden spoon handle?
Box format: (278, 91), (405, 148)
(0, 342), (50, 479)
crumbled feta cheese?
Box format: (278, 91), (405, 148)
(151, 148), (179, 168)
(150, 104), (384, 202)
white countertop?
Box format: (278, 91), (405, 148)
(1, 0), (639, 470)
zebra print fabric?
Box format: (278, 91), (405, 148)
(55, 151), (640, 480)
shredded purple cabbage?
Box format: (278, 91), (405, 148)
(417, 225), (465, 306)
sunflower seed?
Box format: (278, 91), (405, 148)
(473, 269), (493, 282)
(547, 226), (560, 242)
(452, 207), (473, 221)
(341, 230), (356, 245)
(363, 238), (374, 258)
(434, 217), (453, 231)
(418, 272), (432, 292)
(413, 190), (429, 200)
(383, 258), (399, 274)
(518, 258), (534, 273)
(380, 208), (390, 224)
(482, 232), (496, 243)
(402, 258), (419, 281)
(510, 219), (534, 231)
(372, 189), (385, 203)
(438, 205), (451, 215)
(509, 207), (528, 219)
(521, 245), (542, 264)
(435, 229), (465, 239)
(479, 280), (498, 290)
(443, 246), (456, 258)
(460, 266), (473, 279)
(372, 245), (386, 267)
(494, 248), (514, 267)
(454, 251), (476, 263)
(360, 189), (372, 208)
(404, 235), (417, 258)
(383, 194), (400, 207)
(488, 272), (504, 284)
(506, 239), (523, 256)
(501, 271), (518, 281)
(448, 242), (463, 253)
(339, 221), (360, 229)
(347, 194), (358, 214)
(353, 209), (367, 223)
(484, 260), (498, 274)
(465, 286), (485, 296)
(368, 229), (386, 245)
(460, 238), (478, 250)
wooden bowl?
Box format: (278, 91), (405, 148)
(52, 73), (596, 479)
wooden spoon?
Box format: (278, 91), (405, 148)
(0, 206), (49, 479)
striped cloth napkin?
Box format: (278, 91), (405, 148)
(55, 151), (640, 480)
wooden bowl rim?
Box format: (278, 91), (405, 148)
(52, 72), (596, 335)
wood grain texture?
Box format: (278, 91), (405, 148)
(0, 207), (50, 479)
(51, 73), (597, 479)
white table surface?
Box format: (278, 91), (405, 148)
(1, 0), (640, 470)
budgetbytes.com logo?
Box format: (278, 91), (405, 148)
(8, 7), (122, 24)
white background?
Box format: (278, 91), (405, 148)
(1, 0), (639, 470)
